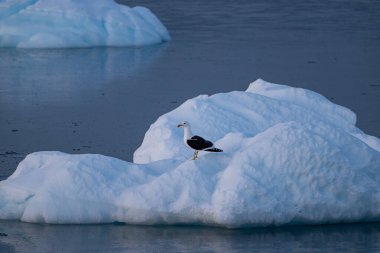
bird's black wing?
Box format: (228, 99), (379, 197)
(187, 135), (213, 150)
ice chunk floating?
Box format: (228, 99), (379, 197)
(0, 0), (170, 48)
(1, 79), (380, 227)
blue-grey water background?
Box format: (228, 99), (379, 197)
(1, 0), (380, 252)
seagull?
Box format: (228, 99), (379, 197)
(177, 121), (223, 160)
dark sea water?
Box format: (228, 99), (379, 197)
(1, 0), (380, 252)
(1, 221), (380, 253)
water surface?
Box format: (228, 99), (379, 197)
(1, 221), (380, 253)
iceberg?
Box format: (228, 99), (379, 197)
(0, 0), (170, 48)
(0, 79), (379, 227)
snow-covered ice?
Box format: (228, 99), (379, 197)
(1, 79), (379, 227)
(0, 0), (170, 48)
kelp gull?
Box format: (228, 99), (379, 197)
(177, 121), (223, 160)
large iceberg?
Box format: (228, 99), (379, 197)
(0, 79), (379, 227)
(0, 0), (170, 48)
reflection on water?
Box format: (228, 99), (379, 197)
(1, 221), (380, 252)
(0, 45), (166, 179)
(0, 46), (165, 105)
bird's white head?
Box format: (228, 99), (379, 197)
(177, 121), (193, 140)
(177, 121), (190, 128)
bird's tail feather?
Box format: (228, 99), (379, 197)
(205, 148), (223, 152)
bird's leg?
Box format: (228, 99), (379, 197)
(192, 150), (198, 160)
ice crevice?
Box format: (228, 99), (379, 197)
(0, 0), (38, 20)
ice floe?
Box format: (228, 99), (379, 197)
(1, 79), (379, 227)
(0, 0), (170, 48)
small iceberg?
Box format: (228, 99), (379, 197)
(0, 79), (379, 227)
(0, 0), (170, 48)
